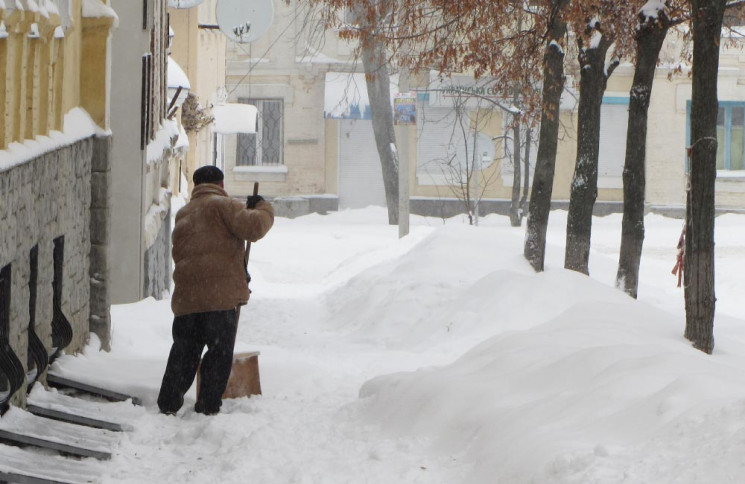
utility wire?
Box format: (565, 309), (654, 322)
(227, 6), (307, 97)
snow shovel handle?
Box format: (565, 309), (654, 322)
(244, 182), (259, 266)
(238, 183), (259, 321)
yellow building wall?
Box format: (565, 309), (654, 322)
(0, 0), (114, 148)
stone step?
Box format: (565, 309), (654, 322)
(0, 442), (103, 483)
(0, 408), (118, 460)
(26, 387), (136, 433)
(46, 373), (141, 405)
(26, 405), (124, 433)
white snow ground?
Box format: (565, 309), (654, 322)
(50, 206), (745, 483)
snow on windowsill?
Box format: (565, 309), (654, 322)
(0, 108), (105, 173)
(233, 165), (288, 174)
(146, 119), (185, 165)
(717, 170), (745, 179)
(144, 187), (172, 249)
(233, 165), (287, 183)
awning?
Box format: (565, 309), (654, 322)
(167, 56), (190, 108)
(167, 56), (191, 90)
(212, 103), (258, 134)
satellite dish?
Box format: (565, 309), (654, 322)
(167, 0), (205, 8)
(216, 0), (274, 44)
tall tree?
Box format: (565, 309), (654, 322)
(684, 0), (726, 354)
(524, 0), (569, 271)
(616, 2), (673, 297)
(510, 89), (524, 227)
(360, 29), (400, 224)
(509, 10), (527, 228)
(564, 2), (637, 274)
(353, 1), (400, 225)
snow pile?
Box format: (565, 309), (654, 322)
(167, 56), (191, 90)
(358, 272), (745, 483)
(146, 118), (182, 165)
(50, 207), (745, 483)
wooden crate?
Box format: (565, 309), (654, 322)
(197, 351), (262, 400)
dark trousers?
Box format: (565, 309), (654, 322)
(157, 309), (238, 415)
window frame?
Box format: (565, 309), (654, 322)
(686, 100), (745, 173)
(236, 98), (284, 167)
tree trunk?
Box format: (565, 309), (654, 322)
(564, 34), (617, 275)
(520, 127), (532, 217)
(361, 38), (399, 225)
(685, 0), (725, 354)
(524, 0), (568, 271)
(616, 13), (669, 298)
(510, 110), (522, 226)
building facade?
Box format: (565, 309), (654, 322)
(220, 0), (349, 215)
(109, 0), (184, 305)
(221, 2), (745, 217)
(0, 0), (115, 410)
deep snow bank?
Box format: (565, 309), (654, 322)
(354, 265), (745, 483)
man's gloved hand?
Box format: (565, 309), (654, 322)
(246, 195), (264, 209)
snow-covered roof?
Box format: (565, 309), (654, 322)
(167, 56), (191, 90)
(212, 103), (257, 135)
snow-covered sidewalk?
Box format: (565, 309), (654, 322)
(52, 208), (745, 483)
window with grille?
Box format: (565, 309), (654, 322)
(236, 98), (283, 166)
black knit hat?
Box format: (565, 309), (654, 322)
(193, 165), (224, 185)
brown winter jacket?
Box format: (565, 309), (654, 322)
(171, 183), (274, 316)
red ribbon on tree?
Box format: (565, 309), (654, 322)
(671, 226), (685, 288)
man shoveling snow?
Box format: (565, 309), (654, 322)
(157, 166), (274, 416)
